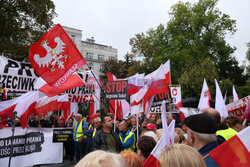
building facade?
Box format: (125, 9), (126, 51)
(63, 26), (118, 77)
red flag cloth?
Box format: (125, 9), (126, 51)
(209, 126), (250, 167)
(29, 24), (86, 86)
(35, 72), (85, 97)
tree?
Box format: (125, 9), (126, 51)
(247, 42), (250, 74)
(178, 58), (218, 98)
(0, 0), (56, 61)
(129, 0), (247, 97)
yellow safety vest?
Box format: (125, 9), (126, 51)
(74, 120), (86, 141)
(88, 124), (93, 131)
(216, 128), (237, 141)
(119, 131), (136, 152)
(92, 128), (97, 138)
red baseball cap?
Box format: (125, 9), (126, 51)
(90, 114), (98, 118)
(143, 123), (156, 131)
(58, 116), (64, 120)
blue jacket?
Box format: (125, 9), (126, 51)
(199, 142), (219, 167)
(119, 130), (135, 148)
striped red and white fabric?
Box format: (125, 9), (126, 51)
(35, 72), (85, 97)
(143, 101), (175, 167)
(209, 126), (250, 167)
(125, 73), (145, 95)
(0, 92), (39, 128)
(131, 60), (171, 110)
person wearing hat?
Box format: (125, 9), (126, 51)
(142, 123), (157, 134)
(74, 114), (88, 162)
(184, 113), (219, 167)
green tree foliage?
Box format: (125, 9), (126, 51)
(129, 0), (247, 98)
(178, 58), (218, 98)
(247, 42), (250, 74)
(0, 0), (56, 61)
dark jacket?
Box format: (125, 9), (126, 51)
(93, 129), (124, 152)
(199, 142), (219, 167)
(216, 123), (228, 145)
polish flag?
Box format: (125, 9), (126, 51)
(15, 91), (40, 128)
(233, 85), (239, 102)
(131, 60), (171, 109)
(130, 95), (154, 117)
(143, 101), (175, 167)
(57, 94), (71, 123)
(125, 73), (145, 95)
(215, 79), (228, 118)
(34, 72), (85, 97)
(29, 24), (86, 87)
(198, 78), (211, 110)
(35, 95), (59, 117)
(0, 92), (39, 128)
(209, 126), (250, 167)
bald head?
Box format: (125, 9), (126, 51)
(203, 108), (221, 126)
(75, 114), (82, 122)
(118, 121), (128, 132)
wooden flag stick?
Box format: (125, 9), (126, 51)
(89, 89), (109, 113)
(167, 92), (173, 119)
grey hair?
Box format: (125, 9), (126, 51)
(191, 130), (217, 144)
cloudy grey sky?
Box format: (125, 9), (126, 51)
(52, 0), (250, 65)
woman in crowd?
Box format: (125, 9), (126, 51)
(160, 144), (206, 167)
(75, 150), (126, 167)
(120, 151), (142, 167)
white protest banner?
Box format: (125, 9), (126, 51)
(179, 107), (202, 117)
(0, 127), (63, 167)
(169, 86), (182, 105)
(227, 95), (250, 117)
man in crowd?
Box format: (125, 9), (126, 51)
(28, 113), (38, 127)
(40, 115), (52, 128)
(203, 108), (237, 144)
(184, 113), (219, 167)
(93, 115), (123, 152)
(92, 117), (102, 138)
(73, 114), (88, 162)
(223, 115), (245, 132)
(118, 121), (136, 151)
(86, 114), (98, 153)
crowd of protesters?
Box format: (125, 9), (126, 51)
(0, 107), (249, 167)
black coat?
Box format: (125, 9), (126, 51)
(92, 129), (124, 152)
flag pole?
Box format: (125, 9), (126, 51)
(167, 92), (173, 119)
(86, 64), (117, 117)
(114, 100), (117, 132)
(8, 111), (17, 167)
(89, 89), (108, 114)
(136, 114), (139, 141)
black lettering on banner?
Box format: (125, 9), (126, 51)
(18, 63), (33, 76)
(105, 80), (128, 99)
(3, 60), (19, 74)
(12, 76), (18, 89)
(0, 132), (44, 158)
(21, 77), (29, 90)
(6, 75), (12, 88)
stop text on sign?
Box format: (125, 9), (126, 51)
(106, 80), (128, 99)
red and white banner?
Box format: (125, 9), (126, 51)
(29, 24), (86, 87)
(170, 86), (182, 109)
(198, 78), (211, 110)
(209, 126), (250, 167)
(227, 95), (250, 118)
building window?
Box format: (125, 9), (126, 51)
(100, 64), (104, 71)
(108, 56), (114, 60)
(86, 52), (93, 59)
(98, 54), (104, 61)
(71, 35), (76, 44)
(89, 63), (94, 69)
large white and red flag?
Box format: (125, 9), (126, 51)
(209, 126), (250, 166)
(143, 101), (175, 167)
(233, 85), (239, 102)
(29, 24), (86, 89)
(131, 60), (171, 110)
(198, 78), (211, 110)
(34, 72), (85, 97)
(215, 79), (228, 118)
(125, 73), (145, 95)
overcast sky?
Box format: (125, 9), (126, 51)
(52, 0), (250, 65)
